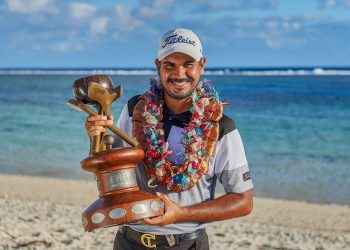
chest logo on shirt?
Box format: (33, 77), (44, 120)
(243, 171), (251, 181)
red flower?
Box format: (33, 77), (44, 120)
(192, 162), (199, 169)
(149, 150), (160, 158)
(192, 111), (200, 119)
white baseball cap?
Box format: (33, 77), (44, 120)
(157, 28), (203, 61)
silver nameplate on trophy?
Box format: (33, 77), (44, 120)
(109, 208), (126, 219)
(151, 201), (162, 212)
(107, 169), (137, 191)
(131, 204), (147, 215)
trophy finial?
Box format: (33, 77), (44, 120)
(103, 135), (115, 150)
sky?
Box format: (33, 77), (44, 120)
(0, 0), (350, 68)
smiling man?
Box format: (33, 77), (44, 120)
(85, 28), (254, 250)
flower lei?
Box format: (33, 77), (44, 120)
(134, 78), (223, 192)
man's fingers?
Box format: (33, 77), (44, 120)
(141, 216), (164, 226)
(85, 120), (113, 131)
(88, 125), (106, 131)
(85, 114), (114, 137)
(87, 115), (108, 122)
(88, 126), (105, 136)
(87, 120), (113, 127)
(156, 192), (171, 204)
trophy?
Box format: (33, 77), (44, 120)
(67, 75), (164, 232)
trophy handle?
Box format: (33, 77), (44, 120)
(89, 104), (102, 155)
(67, 99), (139, 147)
(90, 135), (100, 155)
(88, 83), (116, 152)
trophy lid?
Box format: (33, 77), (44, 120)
(72, 75), (113, 104)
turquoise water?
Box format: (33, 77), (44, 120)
(0, 74), (349, 204)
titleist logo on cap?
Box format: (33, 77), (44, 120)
(157, 28), (202, 61)
(162, 35), (196, 48)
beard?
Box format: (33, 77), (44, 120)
(162, 78), (198, 100)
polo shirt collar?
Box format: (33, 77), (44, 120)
(163, 103), (192, 124)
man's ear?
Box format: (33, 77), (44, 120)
(155, 59), (161, 76)
(199, 57), (206, 75)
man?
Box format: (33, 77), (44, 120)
(85, 28), (253, 250)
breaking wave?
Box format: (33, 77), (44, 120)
(1, 67), (350, 76)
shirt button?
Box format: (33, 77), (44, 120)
(169, 117), (172, 120)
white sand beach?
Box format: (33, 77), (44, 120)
(0, 174), (349, 250)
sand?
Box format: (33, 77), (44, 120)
(0, 174), (349, 249)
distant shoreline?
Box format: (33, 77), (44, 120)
(1, 172), (349, 207)
(1, 66), (350, 76)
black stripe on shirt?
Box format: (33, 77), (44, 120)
(128, 95), (141, 116)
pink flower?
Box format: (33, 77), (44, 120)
(165, 177), (173, 184)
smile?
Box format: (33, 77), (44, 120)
(169, 78), (192, 86)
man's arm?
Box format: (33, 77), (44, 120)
(141, 189), (253, 227)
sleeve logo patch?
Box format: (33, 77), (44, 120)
(243, 172), (251, 181)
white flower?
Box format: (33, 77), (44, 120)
(200, 97), (209, 106)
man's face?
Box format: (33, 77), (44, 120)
(155, 52), (206, 100)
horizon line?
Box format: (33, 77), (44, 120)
(1, 66), (350, 70)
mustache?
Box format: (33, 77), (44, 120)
(168, 78), (192, 83)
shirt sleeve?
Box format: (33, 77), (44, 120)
(113, 104), (134, 148)
(214, 129), (254, 193)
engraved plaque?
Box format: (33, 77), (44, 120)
(107, 169), (137, 191)
(109, 208), (126, 219)
(150, 201), (162, 212)
(91, 213), (105, 224)
(131, 204), (147, 215)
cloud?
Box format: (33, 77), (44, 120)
(115, 5), (143, 31)
(262, 35), (305, 48)
(1, 0), (350, 63)
(89, 16), (109, 35)
(319, 0), (350, 8)
(190, 0), (279, 12)
(188, 15), (335, 50)
(69, 2), (96, 20)
(6, 0), (58, 14)
(50, 41), (84, 52)
(136, 0), (176, 19)
(321, 0), (337, 7)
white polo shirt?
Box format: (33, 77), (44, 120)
(113, 95), (254, 235)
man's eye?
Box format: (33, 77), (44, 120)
(185, 63), (194, 68)
(164, 65), (174, 69)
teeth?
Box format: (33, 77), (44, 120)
(171, 80), (188, 86)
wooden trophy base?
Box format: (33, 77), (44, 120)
(80, 147), (164, 232)
(82, 190), (164, 232)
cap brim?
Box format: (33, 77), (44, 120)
(157, 47), (202, 61)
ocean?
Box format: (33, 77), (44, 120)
(0, 67), (349, 205)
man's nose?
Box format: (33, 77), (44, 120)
(172, 66), (187, 78)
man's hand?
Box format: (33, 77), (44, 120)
(140, 192), (184, 227)
(85, 114), (114, 137)
(141, 190), (253, 226)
